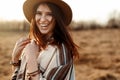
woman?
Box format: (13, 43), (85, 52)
(11, 0), (79, 80)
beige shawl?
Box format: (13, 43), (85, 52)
(16, 44), (75, 80)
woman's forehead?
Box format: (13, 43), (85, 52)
(36, 3), (52, 12)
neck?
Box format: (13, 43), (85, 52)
(42, 33), (54, 44)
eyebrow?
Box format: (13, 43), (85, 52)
(36, 10), (52, 14)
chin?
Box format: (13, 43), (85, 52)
(40, 30), (48, 34)
(41, 32), (49, 35)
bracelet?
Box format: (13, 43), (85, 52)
(27, 69), (40, 79)
(10, 60), (21, 66)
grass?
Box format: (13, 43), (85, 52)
(0, 28), (120, 80)
(0, 31), (28, 79)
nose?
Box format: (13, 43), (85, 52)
(40, 15), (47, 22)
(37, 16), (47, 24)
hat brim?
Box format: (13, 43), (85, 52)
(23, 0), (72, 25)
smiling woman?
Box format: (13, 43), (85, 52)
(11, 0), (79, 80)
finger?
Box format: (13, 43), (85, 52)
(20, 40), (31, 47)
(18, 45), (26, 51)
(12, 45), (26, 57)
(30, 40), (36, 45)
(17, 37), (30, 44)
(17, 39), (30, 47)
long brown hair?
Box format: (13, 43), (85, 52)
(29, 2), (79, 59)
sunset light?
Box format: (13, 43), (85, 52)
(1, 1), (120, 80)
(0, 0), (120, 24)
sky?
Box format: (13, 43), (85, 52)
(0, 0), (120, 24)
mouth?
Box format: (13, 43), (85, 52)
(40, 24), (48, 27)
(40, 24), (49, 30)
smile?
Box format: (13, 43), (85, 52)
(40, 24), (48, 27)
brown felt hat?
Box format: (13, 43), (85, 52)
(23, 0), (72, 25)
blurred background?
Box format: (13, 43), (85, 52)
(0, 0), (120, 80)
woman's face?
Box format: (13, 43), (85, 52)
(35, 4), (55, 35)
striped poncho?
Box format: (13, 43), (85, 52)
(15, 44), (75, 80)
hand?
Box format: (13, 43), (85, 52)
(12, 37), (30, 62)
(23, 40), (39, 73)
(23, 40), (39, 61)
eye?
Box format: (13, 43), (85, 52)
(35, 11), (42, 16)
(47, 13), (53, 17)
(46, 12), (53, 16)
(48, 13), (53, 16)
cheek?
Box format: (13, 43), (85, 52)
(35, 16), (40, 28)
(47, 16), (53, 22)
(35, 15), (39, 22)
(50, 20), (56, 30)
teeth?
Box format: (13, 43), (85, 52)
(41, 24), (48, 27)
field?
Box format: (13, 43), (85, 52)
(0, 29), (120, 80)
